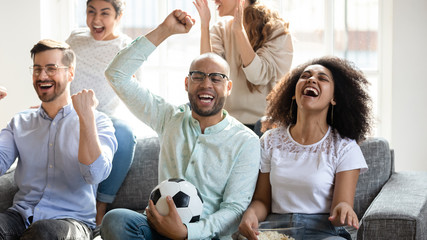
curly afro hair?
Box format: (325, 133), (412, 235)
(264, 56), (373, 142)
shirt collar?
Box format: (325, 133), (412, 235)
(38, 103), (74, 120)
(190, 109), (230, 135)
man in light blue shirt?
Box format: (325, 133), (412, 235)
(0, 39), (117, 239)
(100, 9), (261, 240)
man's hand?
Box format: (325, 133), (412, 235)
(146, 9), (196, 46)
(71, 89), (99, 120)
(146, 196), (188, 239)
(0, 86), (7, 100)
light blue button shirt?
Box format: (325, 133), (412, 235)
(105, 36), (261, 239)
(0, 104), (117, 228)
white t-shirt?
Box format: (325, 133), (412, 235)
(66, 28), (141, 116)
(260, 125), (368, 214)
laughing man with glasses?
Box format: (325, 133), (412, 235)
(100, 9), (260, 240)
(0, 39), (117, 239)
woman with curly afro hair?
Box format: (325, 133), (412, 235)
(238, 56), (373, 240)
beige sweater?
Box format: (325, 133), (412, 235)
(210, 17), (293, 124)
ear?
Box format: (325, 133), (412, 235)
(68, 66), (75, 83)
(331, 98), (336, 105)
(185, 76), (189, 92)
(226, 80), (233, 96)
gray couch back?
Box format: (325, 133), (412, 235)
(354, 137), (394, 219)
(108, 137), (160, 212)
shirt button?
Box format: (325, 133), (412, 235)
(52, 122), (56, 126)
(49, 143), (52, 147)
(49, 165), (53, 168)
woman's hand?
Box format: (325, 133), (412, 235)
(328, 202), (359, 229)
(232, 0), (245, 32)
(193, 0), (211, 29)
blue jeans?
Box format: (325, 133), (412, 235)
(265, 213), (351, 240)
(100, 208), (168, 240)
(97, 118), (137, 203)
(0, 209), (92, 240)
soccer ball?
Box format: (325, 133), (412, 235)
(149, 178), (204, 223)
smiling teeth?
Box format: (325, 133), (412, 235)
(40, 83), (53, 87)
(304, 87), (318, 96)
(199, 94), (213, 99)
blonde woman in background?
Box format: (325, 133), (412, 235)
(194, 0), (293, 134)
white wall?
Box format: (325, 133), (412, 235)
(391, 0), (427, 171)
(0, 0), (74, 128)
(0, 0), (426, 171)
(0, 1), (42, 125)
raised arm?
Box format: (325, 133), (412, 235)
(0, 86), (7, 100)
(232, 0), (256, 67)
(193, 0), (213, 53)
(72, 89), (102, 166)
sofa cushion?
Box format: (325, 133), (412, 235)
(108, 137), (160, 211)
(0, 171), (18, 212)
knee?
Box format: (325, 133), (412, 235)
(112, 119), (136, 139)
(102, 209), (123, 229)
(21, 220), (55, 240)
(101, 209), (130, 237)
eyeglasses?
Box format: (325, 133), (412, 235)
(188, 71), (229, 85)
(29, 64), (69, 77)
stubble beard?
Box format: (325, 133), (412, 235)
(188, 93), (225, 117)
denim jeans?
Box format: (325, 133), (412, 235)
(265, 213), (351, 240)
(97, 118), (137, 203)
(0, 209), (92, 240)
(100, 208), (168, 240)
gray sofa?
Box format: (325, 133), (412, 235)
(1, 137), (426, 239)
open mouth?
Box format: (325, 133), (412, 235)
(303, 87), (319, 97)
(198, 94), (214, 104)
(93, 25), (105, 34)
(37, 81), (54, 90)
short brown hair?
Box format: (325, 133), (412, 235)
(30, 39), (76, 67)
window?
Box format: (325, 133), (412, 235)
(73, 0), (383, 137)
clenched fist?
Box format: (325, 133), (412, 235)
(71, 89), (99, 120)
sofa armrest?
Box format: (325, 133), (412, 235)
(0, 169), (18, 212)
(358, 171), (427, 240)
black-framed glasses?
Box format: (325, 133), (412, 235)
(29, 64), (69, 77)
(188, 71), (229, 85)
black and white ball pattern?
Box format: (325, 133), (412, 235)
(150, 178), (204, 223)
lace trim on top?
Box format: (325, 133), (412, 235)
(262, 125), (352, 160)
